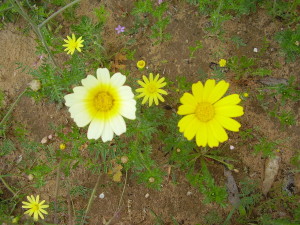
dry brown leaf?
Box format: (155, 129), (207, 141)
(262, 156), (281, 195)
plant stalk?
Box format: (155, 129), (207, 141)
(0, 88), (27, 129)
(0, 176), (17, 196)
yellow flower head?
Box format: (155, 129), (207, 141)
(137, 60), (146, 69)
(177, 79), (244, 148)
(64, 68), (136, 142)
(136, 73), (167, 106)
(243, 92), (249, 97)
(219, 59), (227, 67)
(63, 34), (84, 55)
(22, 195), (49, 221)
(59, 143), (66, 150)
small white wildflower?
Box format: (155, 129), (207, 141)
(99, 193), (105, 199)
(230, 145), (235, 150)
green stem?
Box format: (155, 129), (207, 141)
(10, 0), (60, 69)
(204, 154), (234, 170)
(0, 176), (17, 196)
(54, 163), (61, 224)
(81, 173), (102, 225)
(38, 0), (81, 29)
(0, 88), (27, 129)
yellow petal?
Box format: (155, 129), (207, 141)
(149, 73), (154, 82)
(154, 74), (160, 82)
(192, 81), (204, 101)
(184, 117), (199, 140)
(157, 77), (165, 84)
(178, 114), (196, 133)
(141, 95), (149, 104)
(215, 115), (241, 131)
(149, 96), (153, 106)
(208, 119), (228, 143)
(157, 89), (167, 95)
(153, 96), (159, 105)
(180, 93), (197, 106)
(177, 104), (196, 115)
(207, 124), (219, 148)
(203, 79), (216, 101)
(214, 94), (241, 107)
(196, 122), (208, 147)
(142, 75), (149, 84)
(208, 80), (229, 104)
(215, 105), (244, 117)
(157, 82), (167, 88)
(156, 93), (165, 102)
(137, 80), (146, 87)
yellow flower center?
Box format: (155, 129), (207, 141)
(32, 203), (40, 212)
(94, 92), (114, 111)
(147, 84), (157, 93)
(70, 40), (78, 49)
(195, 102), (215, 122)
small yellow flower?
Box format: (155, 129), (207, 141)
(59, 143), (66, 150)
(63, 34), (84, 55)
(137, 60), (146, 69)
(22, 195), (49, 221)
(219, 59), (227, 67)
(136, 73), (167, 106)
(243, 92), (249, 97)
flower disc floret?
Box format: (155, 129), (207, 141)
(177, 79), (244, 148)
(64, 68), (136, 142)
(22, 195), (49, 221)
(136, 73), (167, 106)
(63, 34), (84, 55)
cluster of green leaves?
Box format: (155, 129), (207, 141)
(253, 137), (279, 158)
(228, 55), (272, 79)
(124, 105), (166, 189)
(257, 76), (300, 127)
(262, 0), (300, 25)
(275, 25), (300, 62)
(187, 160), (228, 207)
(131, 0), (171, 44)
(187, 0), (259, 35)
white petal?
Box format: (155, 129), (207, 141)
(81, 75), (99, 89)
(64, 93), (80, 107)
(101, 123), (114, 142)
(118, 86), (134, 100)
(87, 119), (104, 139)
(73, 86), (88, 95)
(96, 68), (110, 83)
(111, 72), (126, 87)
(73, 111), (92, 127)
(120, 99), (136, 120)
(110, 115), (126, 136)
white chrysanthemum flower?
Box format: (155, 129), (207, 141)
(64, 68), (136, 142)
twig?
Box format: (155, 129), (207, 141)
(54, 163), (61, 224)
(105, 170), (128, 225)
(38, 0), (81, 29)
(81, 173), (102, 225)
(67, 194), (73, 225)
(0, 88), (27, 129)
(0, 176), (17, 196)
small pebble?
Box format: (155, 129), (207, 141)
(41, 136), (48, 144)
(48, 134), (53, 139)
(186, 191), (192, 196)
(230, 145), (235, 150)
(145, 193), (150, 198)
(99, 193), (105, 199)
(253, 48), (258, 53)
(28, 174), (34, 181)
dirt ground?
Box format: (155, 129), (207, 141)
(0, 0), (299, 224)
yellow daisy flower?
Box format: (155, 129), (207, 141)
(136, 73), (167, 106)
(64, 68), (136, 142)
(137, 60), (146, 69)
(177, 79), (244, 148)
(59, 143), (66, 150)
(219, 59), (227, 67)
(22, 195), (49, 221)
(63, 33), (84, 55)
